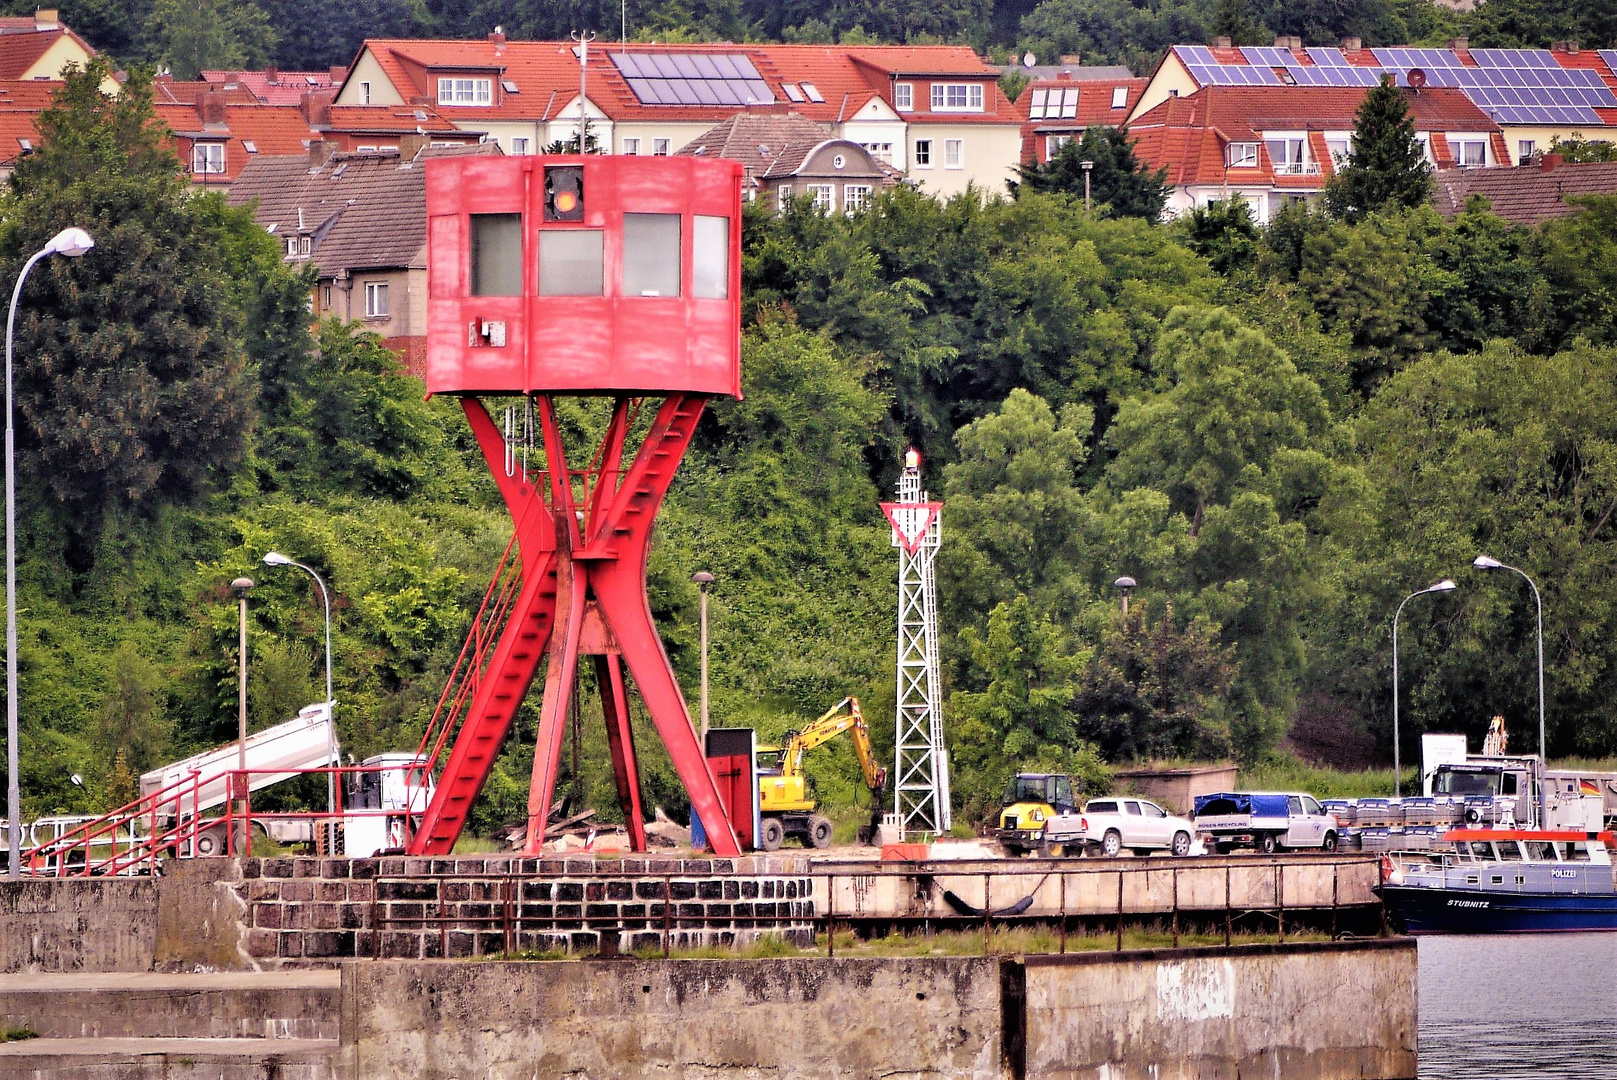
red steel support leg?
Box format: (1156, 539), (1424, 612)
(597, 653), (647, 851)
(524, 516), (587, 855)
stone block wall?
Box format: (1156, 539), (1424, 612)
(237, 854), (816, 965)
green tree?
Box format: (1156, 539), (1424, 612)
(1181, 197), (1259, 276)
(1211, 0), (1263, 44)
(95, 642), (170, 772)
(1323, 79), (1434, 222)
(5, 60), (255, 542)
(143, 0), (278, 79)
(1014, 128), (1170, 221)
(1545, 137), (1617, 163)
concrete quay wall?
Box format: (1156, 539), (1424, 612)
(340, 941), (1417, 1080)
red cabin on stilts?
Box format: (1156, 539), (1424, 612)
(407, 155), (745, 858)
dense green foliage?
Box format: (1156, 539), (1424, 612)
(7, 0), (1614, 76)
(6, 55), (1617, 842)
(1323, 79), (1433, 224)
(1014, 128), (1170, 222)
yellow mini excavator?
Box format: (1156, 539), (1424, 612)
(755, 697), (887, 850)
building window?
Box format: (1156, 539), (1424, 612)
(894, 82), (913, 110)
(693, 215), (729, 299)
(806, 184), (835, 212)
(930, 82), (984, 111)
(321, 283), (333, 309)
(511, 137), (530, 155)
(538, 231), (604, 296)
(652, 138), (671, 156)
(622, 137), (640, 155)
(436, 77), (492, 106)
(914, 139), (931, 167)
(778, 185), (792, 210)
(470, 213), (523, 296)
(1111, 86), (1128, 109)
(1454, 138), (1487, 167)
(1326, 137), (1351, 165)
(944, 139), (963, 168)
(360, 81), (371, 104)
(364, 281), (389, 317)
(286, 235), (311, 259)
(1227, 142), (1258, 167)
(1518, 139), (1536, 165)
(1046, 135), (1071, 157)
(1416, 134), (1433, 163)
(622, 213), (681, 297)
(1265, 137), (1306, 174)
(863, 142), (893, 163)
(192, 143), (225, 174)
(844, 185), (871, 212)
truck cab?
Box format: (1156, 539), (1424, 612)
(342, 754), (434, 857)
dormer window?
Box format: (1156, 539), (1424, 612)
(930, 83), (984, 111)
(1227, 142), (1259, 167)
(894, 82), (912, 110)
(192, 142), (226, 174)
(437, 77), (493, 106)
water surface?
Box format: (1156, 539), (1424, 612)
(1419, 933), (1617, 1078)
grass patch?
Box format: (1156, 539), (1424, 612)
(1238, 757), (1413, 800)
(821, 923), (1329, 957)
(0, 1027), (38, 1043)
(452, 835), (506, 855)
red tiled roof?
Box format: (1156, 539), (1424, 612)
(155, 78), (259, 106)
(1019, 77), (1148, 161)
(1434, 159), (1617, 223)
(1128, 86), (1497, 188)
(0, 28), (69, 80)
(202, 70), (337, 107)
(155, 102), (319, 185)
(346, 39), (1021, 128)
(323, 104), (471, 135)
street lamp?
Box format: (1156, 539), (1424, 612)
(1113, 575), (1136, 615)
(1080, 160), (1094, 211)
(1473, 555), (1547, 799)
(231, 577), (253, 854)
(691, 571), (714, 746)
(6, 226), (93, 879)
(1392, 579), (1456, 797)
(263, 552), (336, 818)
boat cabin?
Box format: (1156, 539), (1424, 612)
(1386, 829), (1616, 896)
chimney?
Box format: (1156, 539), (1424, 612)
(1340, 36), (1362, 52)
(1447, 37), (1468, 51)
(400, 132), (431, 160)
(1552, 40), (1579, 54)
(1540, 152), (1564, 171)
(489, 26), (506, 48)
(33, 8), (58, 31)
(1273, 35), (1288, 47)
(309, 139), (338, 168)
(265, 64), (279, 85)
(1211, 36), (1232, 49)
(329, 66), (348, 84)
(199, 85), (227, 125)
(299, 88), (334, 125)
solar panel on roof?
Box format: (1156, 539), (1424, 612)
(1306, 47), (1347, 66)
(1601, 50), (1617, 78)
(611, 53), (774, 106)
(1177, 45), (1217, 65)
(1240, 46), (1294, 67)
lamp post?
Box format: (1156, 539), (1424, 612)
(6, 226), (93, 879)
(263, 553), (336, 817)
(231, 577), (253, 853)
(691, 571), (714, 746)
(1392, 579), (1456, 797)
(1113, 575), (1136, 615)
(1080, 160), (1094, 211)
(1473, 555), (1547, 798)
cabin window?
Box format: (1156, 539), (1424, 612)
(538, 230), (604, 296)
(1502, 773), (1518, 795)
(1523, 840), (1556, 861)
(1054, 777), (1073, 807)
(1468, 841), (1497, 860)
(470, 214), (523, 296)
(622, 213), (681, 297)
(1490, 874), (1503, 884)
(1562, 842), (1591, 862)
(1087, 800), (1117, 814)
(692, 215), (729, 299)
(1287, 795), (1304, 815)
(1495, 841), (1523, 860)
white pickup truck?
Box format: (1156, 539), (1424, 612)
(1081, 797), (1199, 857)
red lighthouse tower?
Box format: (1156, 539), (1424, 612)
(407, 154), (745, 858)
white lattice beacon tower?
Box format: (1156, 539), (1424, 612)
(881, 447), (951, 836)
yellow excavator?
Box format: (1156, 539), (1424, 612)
(755, 697), (887, 851)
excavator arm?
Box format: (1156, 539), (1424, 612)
(777, 697), (887, 796)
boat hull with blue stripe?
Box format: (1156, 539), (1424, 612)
(1379, 828), (1617, 935)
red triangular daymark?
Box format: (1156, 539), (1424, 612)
(881, 502), (941, 554)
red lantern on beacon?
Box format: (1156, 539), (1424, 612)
(409, 155), (745, 858)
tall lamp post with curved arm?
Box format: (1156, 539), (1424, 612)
(6, 227), (94, 879)
(1473, 555), (1547, 789)
(263, 552), (337, 818)
(1392, 579), (1456, 797)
